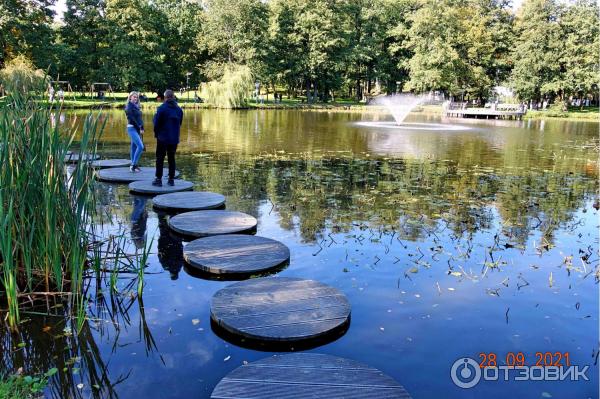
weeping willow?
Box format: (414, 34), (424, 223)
(201, 64), (253, 109)
(0, 55), (47, 94)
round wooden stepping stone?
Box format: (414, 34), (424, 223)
(210, 277), (351, 343)
(211, 353), (411, 399)
(64, 152), (100, 163)
(91, 158), (131, 168)
(152, 191), (225, 212)
(184, 235), (289, 275)
(129, 179), (193, 195)
(96, 167), (180, 183)
(169, 210), (257, 237)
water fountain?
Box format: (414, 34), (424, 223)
(356, 93), (468, 131)
(378, 94), (426, 125)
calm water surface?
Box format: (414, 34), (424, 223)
(3, 110), (599, 399)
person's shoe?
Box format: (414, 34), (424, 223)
(129, 165), (135, 173)
(152, 178), (162, 187)
(167, 179), (175, 186)
(133, 165), (142, 172)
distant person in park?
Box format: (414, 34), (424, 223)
(152, 89), (183, 187)
(125, 91), (144, 172)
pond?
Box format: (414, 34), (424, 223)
(3, 109), (598, 398)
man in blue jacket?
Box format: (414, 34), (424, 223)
(152, 89), (184, 186)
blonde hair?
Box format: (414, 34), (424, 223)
(128, 91), (139, 103)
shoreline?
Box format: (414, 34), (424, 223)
(7, 98), (599, 121)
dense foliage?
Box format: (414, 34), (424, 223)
(0, 87), (100, 330)
(2, 0), (599, 103)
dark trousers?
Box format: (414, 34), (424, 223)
(155, 140), (177, 179)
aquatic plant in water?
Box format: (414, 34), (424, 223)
(0, 91), (100, 331)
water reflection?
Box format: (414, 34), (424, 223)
(2, 110), (597, 399)
(130, 196), (148, 249)
(156, 212), (184, 280)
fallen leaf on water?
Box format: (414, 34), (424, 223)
(541, 392), (552, 398)
(77, 384), (84, 389)
(191, 319), (200, 325)
(224, 356), (231, 362)
(448, 287), (455, 291)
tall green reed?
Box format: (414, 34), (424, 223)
(0, 91), (101, 331)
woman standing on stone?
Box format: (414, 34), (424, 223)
(125, 91), (144, 172)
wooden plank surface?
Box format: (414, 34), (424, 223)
(210, 277), (350, 342)
(129, 179), (194, 195)
(64, 152), (100, 163)
(91, 158), (131, 168)
(184, 234), (289, 275)
(96, 167), (180, 183)
(168, 210), (257, 237)
(152, 191), (225, 212)
(211, 353), (411, 399)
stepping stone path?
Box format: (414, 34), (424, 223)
(96, 167), (180, 183)
(210, 277), (350, 343)
(94, 150), (400, 394)
(184, 234), (289, 275)
(65, 152), (100, 163)
(211, 353), (411, 399)
(152, 191), (225, 212)
(169, 210), (257, 238)
(91, 158), (131, 168)
(129, 179), (194, 195)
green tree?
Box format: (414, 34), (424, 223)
(403, 0), (510, 100)
(102, 0), (170, 91)
(556, 0), (599, 105)
(344, 0), (406, 100)
(509, 0), (563, 101)
(264, 0), (303, 96)
(0, 0), (56, 70)
(199, 0), (269, 79)
(155, 0), (206, 89)
(291, 0), (350, 101)
(59, 0), (110, 89)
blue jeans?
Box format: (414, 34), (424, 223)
(127, 126), (144, 166)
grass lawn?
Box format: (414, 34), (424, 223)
(8, 92), (599, 121)
(523, 106), (599, 121)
